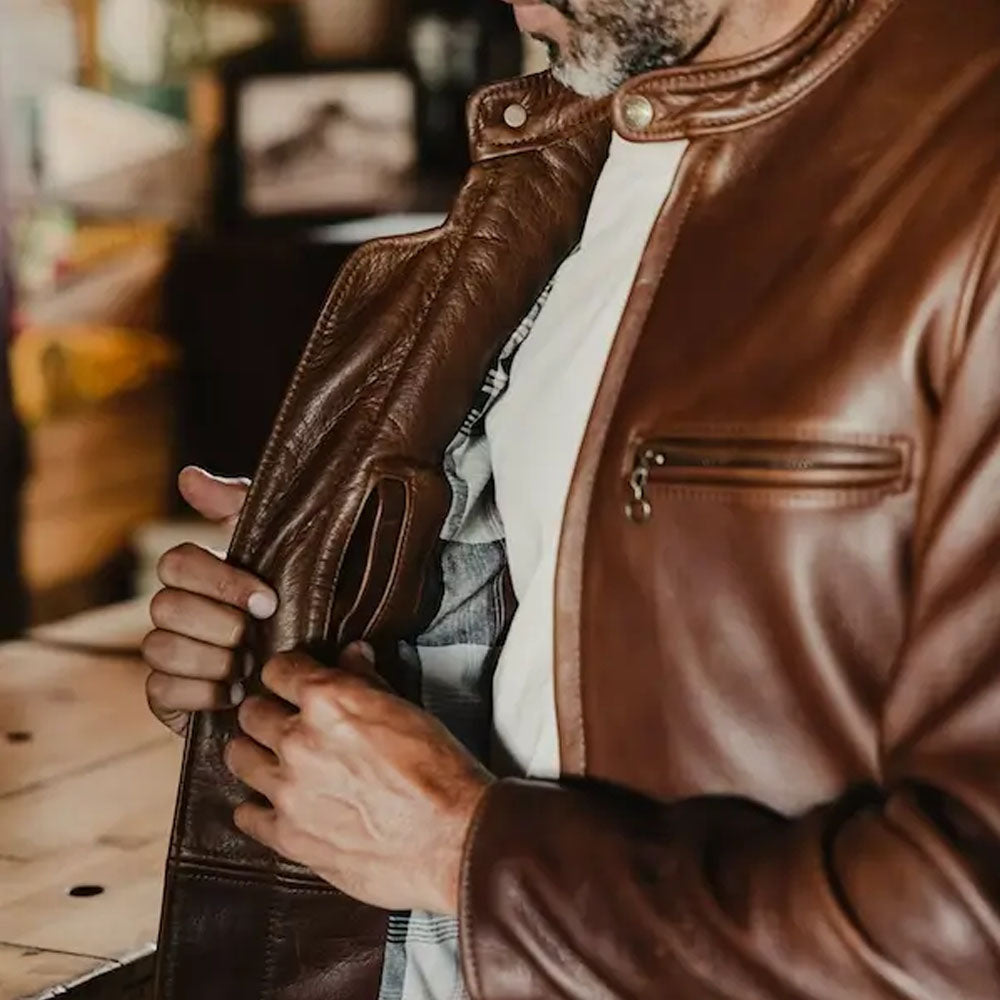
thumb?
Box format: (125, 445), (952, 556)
(177, 466), (249, 526)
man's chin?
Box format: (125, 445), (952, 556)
(550, 60), (619, 98)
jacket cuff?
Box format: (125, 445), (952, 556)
(460, 778), (643, 1000)
(459, 779), (545, 999)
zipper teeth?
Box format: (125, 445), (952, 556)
(643, 441), (901, 473)
(626, 439), (903, 523)
(647, 453), (897, 472)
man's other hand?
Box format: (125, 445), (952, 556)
(225, 644), (493, 915)
(142, 467), (278, 735)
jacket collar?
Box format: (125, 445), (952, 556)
(469, 0), (900, 158)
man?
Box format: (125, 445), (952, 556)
(144, 0), (1000, 995)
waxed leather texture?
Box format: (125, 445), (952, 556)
(460, 0), (1000, 996)
(154, 86), (611, 999)
(158, 0), (1000, 995)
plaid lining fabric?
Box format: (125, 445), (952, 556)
(376, 273), (561, 1000)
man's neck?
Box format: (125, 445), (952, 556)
(694, 0), (823, 64)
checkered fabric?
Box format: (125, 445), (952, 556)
(376, 274), (560, 1000)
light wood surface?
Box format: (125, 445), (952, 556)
(30, 598), (151, 653)
(0, 944), (109, 1000)
(0, 643), (168, 799)
(0, 603), (183, 999)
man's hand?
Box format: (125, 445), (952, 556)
(225, 644), (493, 915)
(142, 467), (278, 735)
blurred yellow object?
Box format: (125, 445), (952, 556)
(12, 324), (177, 425)
(69, 220), (169, 274)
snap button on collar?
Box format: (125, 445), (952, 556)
(503, 102), (528, 129)
(621, 94), (654, 131)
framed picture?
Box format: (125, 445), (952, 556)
(230, 66), (417, 223)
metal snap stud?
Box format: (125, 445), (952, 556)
(621, 94), (655, 131)
(503, 103), (528, 129)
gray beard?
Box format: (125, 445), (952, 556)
(544, 0), (707, 97)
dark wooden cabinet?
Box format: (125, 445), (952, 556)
(164, 229), (358, 483)
(163, 206), (451, 489)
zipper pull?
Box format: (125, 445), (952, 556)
(626, 449), (654, 523)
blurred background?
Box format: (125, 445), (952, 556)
(0, 0), (549, 636)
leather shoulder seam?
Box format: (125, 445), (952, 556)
(948, 180), (1000, 374)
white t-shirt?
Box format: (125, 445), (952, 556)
(487, 133), (689, 779)
(388, 133), (691, 1000)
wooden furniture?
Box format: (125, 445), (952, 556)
(0, 600), (182, 999)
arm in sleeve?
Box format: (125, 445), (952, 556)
(457, 230), (1000, 1000)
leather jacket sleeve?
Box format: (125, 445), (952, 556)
(457, 209), (1000, 1000)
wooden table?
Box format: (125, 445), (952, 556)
(0, 601), (182, 999)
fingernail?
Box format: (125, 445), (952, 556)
(248, 591), (278, 620)
(230, 681), (246, 706)
(354, 641), (376, 664)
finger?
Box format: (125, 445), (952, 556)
(157, 543), (277, 619)
(178, 466), (250, 526)
(141, 629), (236, 681)
(149, 588), (248, 648)
(152, 707), (190, 737)
(233, 802), (280, 851)
(338, 641), (383, 684)
(146, 671), (236, 719)
(225, 736), (281, 801)
(237, 695), (295, 752)
(260, 651), (332, 709)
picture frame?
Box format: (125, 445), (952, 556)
(216, 58), (418, 228)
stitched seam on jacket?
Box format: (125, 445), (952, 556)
(318, 175), (500, 641)
(459, 781), (495, 999)
(476, 110), (611, 156)
(243, 237), (430, 579)
(262, 873), (281, 1000)
(947, 180), (1000, 375)
(225, 245), (372, 559)
(875, 190), (1000, 753)
(363, 474), (418, 637)
(627, 424), (910, 446)
(571, 140), (719, 770)
(905, 180), (1000, 577)
(645, 0), (900, 138)
(251, 241), (428, 551)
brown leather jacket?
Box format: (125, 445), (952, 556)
(460, 0), (1000, 995)
(160, 0), (1000, 996)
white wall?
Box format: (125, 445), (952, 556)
(0, 0), (78, 201)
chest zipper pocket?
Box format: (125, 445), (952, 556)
(626, 436), (908, 522)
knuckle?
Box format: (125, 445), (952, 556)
(145, 669), (168, 707)
(225, 613), (247, 648)
(271, 781), (298, 818)
(157, 543), (196, 584)
(299, 680), (335, 720)
(279, 729), (312, 768)
(149, 588), (178, 627)
(326, 674), (369, 715)
(140, 630), (161, 665)
(211, 564), (245, 607)
(143, 630), (181, 673)
(275, 725), (306, 764)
